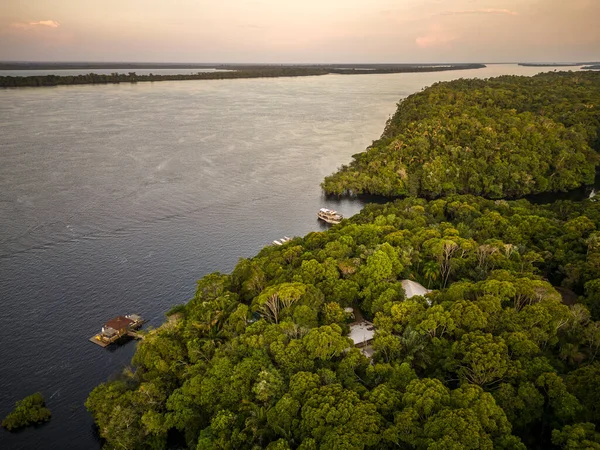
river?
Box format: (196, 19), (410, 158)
(0, 64), (583, 449)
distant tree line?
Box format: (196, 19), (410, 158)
(0, 68), (328, 87)
(0, 64), (486, 88)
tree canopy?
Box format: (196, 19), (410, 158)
(86, 195), (600, 449)
(2, 393), (51, 431)
(322, 72), (600, 199)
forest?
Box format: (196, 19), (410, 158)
(0, 64), (485, 88)
(87, 195), (600, 449)
(322, 72), (600, 199)
(85, 71), (600, 449)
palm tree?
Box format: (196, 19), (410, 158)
(241, 401), (274, 446)
(400, 327), (431, 370)
(422, 261), (440, 288)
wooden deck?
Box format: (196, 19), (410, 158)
(89, 330), (144, 347)
(89, 335), (111, 347)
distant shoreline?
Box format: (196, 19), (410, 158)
(0, 64), (486, 88)
(0, 61), (484, 71)
(518, 63), (583, 67)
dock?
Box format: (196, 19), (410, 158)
(89, 314), (146, 348)
(125, 330), (144, 340)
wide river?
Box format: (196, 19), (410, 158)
(0, 64), (581, 449)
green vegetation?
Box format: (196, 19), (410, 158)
(2, 393), (51, 431)
(322, 72), (600, 199)
(0, 64), (485, 88)
(86, 195), (600, 449)
(85, 70), (600, 449)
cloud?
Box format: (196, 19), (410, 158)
(438, 9), (519, 17)
(416, 24), (458, 48)
(10, 20), (60, 30)
(34, 20), (60, 28)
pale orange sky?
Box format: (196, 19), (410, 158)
(0, 0), (599, 62)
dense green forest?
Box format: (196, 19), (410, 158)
(322, 72), (600, 199)
(87, 195), (600, 449)
(2, 393), (51, 431)
(0, 64), (485, 88)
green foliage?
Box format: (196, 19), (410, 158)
(87, 194), (600, 448)
(323, 72), (600, 199)
(2, 392), (51, 431)
(552, 423), (600, 449)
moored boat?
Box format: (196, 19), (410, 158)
(317, 208), (343, 224)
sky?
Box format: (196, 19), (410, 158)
(1, 0), (599, 63)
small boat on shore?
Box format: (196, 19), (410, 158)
(273, 236), (292, 246)
(318, 208), (343, 224)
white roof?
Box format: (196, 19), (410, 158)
(360, 345), (375, 358)
(348, 321), (375, 346)
(401, 279), (431, 299)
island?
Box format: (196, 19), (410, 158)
(2, 393), (51, 431)
(85, 71), (600, 449)
(518, 62), (582, 67)
(0, 63), (486, 88)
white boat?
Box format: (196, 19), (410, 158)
(318, 208), (343, 224)
(273, 236), (293, 246)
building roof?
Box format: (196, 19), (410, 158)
(348, 320), (375, 346)
(401, 279), (431, 299)
(104, 316), (134, 331)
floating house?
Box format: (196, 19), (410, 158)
(89, 314), (145, 347)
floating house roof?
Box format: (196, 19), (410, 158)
(104, 316), (134, 331)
